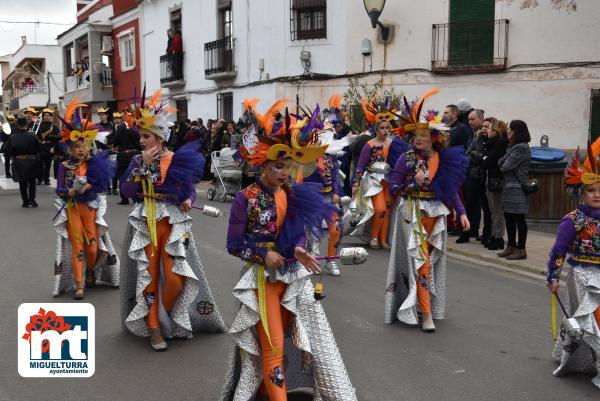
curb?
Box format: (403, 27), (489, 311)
(447, 245), (567, 281)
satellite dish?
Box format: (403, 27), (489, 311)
(1, 122), (10, 135)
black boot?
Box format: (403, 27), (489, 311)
(481, 236), (491, 247)
(488, 237), (505, 251)
(456, 232), (470, 243)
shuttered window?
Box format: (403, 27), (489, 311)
(449, 0), (495, 66)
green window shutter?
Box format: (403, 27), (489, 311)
(591, 90), (600, 142)
(449, 0), (495, 66)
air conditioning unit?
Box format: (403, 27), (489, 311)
(101, 36), (114, 54)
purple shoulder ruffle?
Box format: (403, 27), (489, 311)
(161, 140), (205, 203)
(86, 150), (116, 194)
(430, 146), (468, 204)
(275, 183), (337, 258)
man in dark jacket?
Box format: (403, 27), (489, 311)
(5, 114), (40, 207)
(444, 105), (472, 150)
(36, 108), (61, 185)
(113, 112), (140, 205)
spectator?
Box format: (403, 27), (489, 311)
(4, 114), (40, 207)
(456, 98), (473, 126)
(458, 109), (488, 244)
(497, 120), (532, 260)
(482, 117), (508, 251)
(168, 29), (183, 80)
(444, 105), (472, 150)
(227, 121), (241, 149)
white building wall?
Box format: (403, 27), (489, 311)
(140, 0), (600, 149)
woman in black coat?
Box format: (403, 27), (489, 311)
(481, 118), (508, 250)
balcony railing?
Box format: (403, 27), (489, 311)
(204, 36), (236, 79)
(160, 53), (184, 84)
(99, 66), (113, 87)
(432, 19), (509, 73)
(16, 85), (47, 98)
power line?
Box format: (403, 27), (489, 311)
(0, 20), (74, 26)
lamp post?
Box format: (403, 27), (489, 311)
(363, 0), (390, 42)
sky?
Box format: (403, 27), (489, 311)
(0, 0), (76, 56)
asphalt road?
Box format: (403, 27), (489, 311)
(0, 186), (596, 401)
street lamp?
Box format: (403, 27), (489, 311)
(363, 0), (390, 42)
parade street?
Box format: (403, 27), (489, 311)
(0, 186), (594, 401)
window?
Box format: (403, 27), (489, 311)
(217, 92), (233, 122)
(448, 0), (495, 66)
(219, 7), (232, 39)
(290, 0), (326, 41)
(176, 99), (188, 123)
(591, 90), (600, 141)
(170, 8), (182, 33)
(117, 29), (135, 72)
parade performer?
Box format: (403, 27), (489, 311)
(221, 99), (357, 401)
(119, 89), (226, 351)
(53, 97), (120, 299)
(547, 140), (600, 389)
(37, 108), (61, 185)
(384, 89), (469, 332)
(296, 109), (354, 276)
(350, 98), (409, 249)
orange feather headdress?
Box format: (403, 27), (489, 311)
(237, 99), (328, 166)
(564, 137), (600, 197)
(57, 96), (98, 148)
(128, 86), (176, 140)
(394, 88), (449, 143)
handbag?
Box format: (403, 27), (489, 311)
(487, 177), (503, 192)
(513, 172), (539, 195)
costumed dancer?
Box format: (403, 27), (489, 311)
(384, 89), (469, 332)
(547, 140), (600, 389)
(119, 89), (226, 351)
(350, 98), (409, 249)
(221, 99), (357, 401)
(53, 97), (120, 299)
(296, 104), (356, 276)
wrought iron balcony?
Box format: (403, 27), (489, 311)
(204, 36), (236, 80)
(160, 53), (185, 86)
(432, 19), (509, 73)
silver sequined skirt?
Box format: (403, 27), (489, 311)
(551, 265), (600, 389)
(52, 195), (119, 296)
(119, 202), (227, 338)
(384, 198), (449, 325)
(220, 264), (357, 401)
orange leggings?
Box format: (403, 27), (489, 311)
(143, 218), (185, 330)
(326, 214), (341, 257)
(417, 216), (438, 314)
(67, 204), (98, 283)
(256, 281), (290, 401)
(371, 181), (392, 243)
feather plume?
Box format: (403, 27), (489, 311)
(328, 94), (341, 109)
(140, 84), (146, 109)
(412, 88), (440, 123)
(147, 89), (163, 109)
(584, 138), (600, 173)
(257, 98), (290, 134)
(243, 97), (260, 111)
(64, 96), (86, 125)
(362, 97), (376, 123)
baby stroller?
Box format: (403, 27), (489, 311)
(207, 147), (242, 202)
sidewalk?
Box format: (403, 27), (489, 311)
(447, 229), (559, 280)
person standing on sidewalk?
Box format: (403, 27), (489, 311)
(5, 114), (39, 207)
(458, 109), (489, 244)
(546, 141), (600, 390)
(497, 120), (531, 260)
(482, 118), (508, 250)
(385, 89), (469, 333)
(36, 108), (61, 185)
(113, 111), (140, 205)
